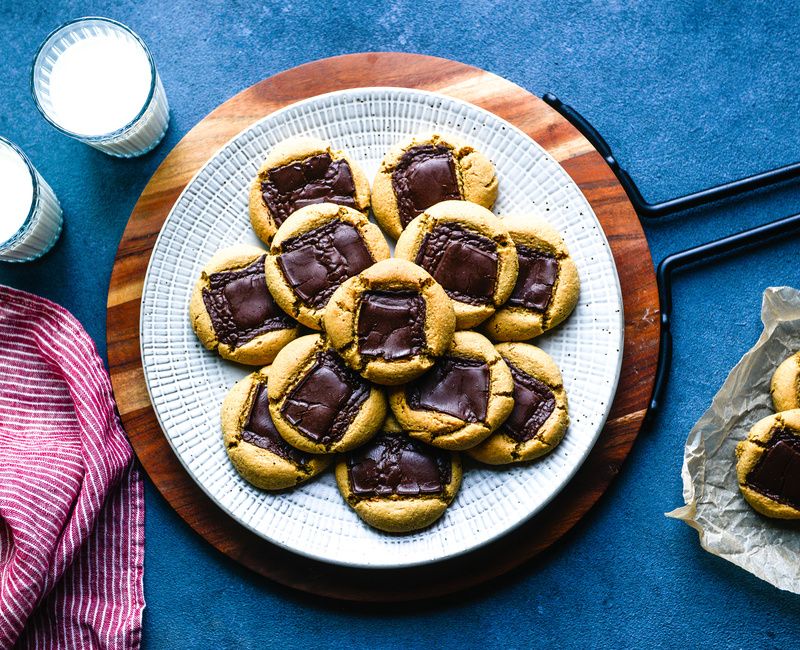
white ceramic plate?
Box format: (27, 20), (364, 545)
(141, 87), (624, 568)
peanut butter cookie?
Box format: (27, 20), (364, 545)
(189, 245), (299, 365)
(468, 343), (569, 465)
(394, 201), (518, 329)
(324, 259), (455, 386)
(770, 351), (800, 412)
(268, 334), (387, 454)
(482, 215), (580, 341)
(221, 367), (330, 490)
(335, 415), (462, 533)
(249, 136), (370, 243)
(264, 203), (390, 330)
(736, 409), (800, 519)
(372, 133), (498, 239)
(389, 331), (514, 450)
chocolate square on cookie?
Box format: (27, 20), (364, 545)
(242, 382), (309, 466)
(249, 136), (371, 244)
(334, 416), (463, 533)
(407, 356), (490, 423)
(501, 364), (557, 442)
(415, 222), (498, 306)
(506, 246), (559, 312)
(348, 430), (452, 498)
(265, 204), (390, 330)
(220, 369), (330, 491)
(202, 255), (294, 348)
(278, 219), (375, 309)
(371, 133), (498, 240)
(736, 410), (800, 519)
(357, 290), (426, 361)
(744, 428), (800, 510)
(392, 145), (461, 228)
(395, 201), (518, 329)
(281, 349), (371, 446)
(468, 342), (569, 465)
(261, 153), (357, 227)
(323, 258), (455, 386)
(268, 334), (387, 454)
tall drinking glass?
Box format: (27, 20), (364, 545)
(0, 137), (63, 262)
(31, 17), (170, 158)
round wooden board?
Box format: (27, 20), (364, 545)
(107, 53), (659, 601)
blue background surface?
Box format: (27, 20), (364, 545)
(2, 1), (799, 647)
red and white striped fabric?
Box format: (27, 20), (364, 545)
(0, 286), (144, 649)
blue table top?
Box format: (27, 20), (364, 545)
(3, 1), (799, 647)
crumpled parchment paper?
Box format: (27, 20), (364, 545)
(666, 286), (800, 594)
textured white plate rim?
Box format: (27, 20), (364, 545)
(139, 86), (625, 569)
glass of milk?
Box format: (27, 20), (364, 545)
(31, 17), (170, 158)
(0, 137), (63, 262)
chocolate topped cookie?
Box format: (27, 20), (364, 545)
(268, 334), (387, 454)
(770, 351), (800, 412)
(335, 416), (462, 533)
(395, 201), (518, 329)
(264, 203), (390, 329)
(468, 343), (569, 465)
(249, 137), (371, 243)
(372, 133), (498, 239)
(736, 409), (800, 519)
(390, 331), (514, 450)
(324, 259), (456, 385)
(221, 367), (330, 490)
(189, 245), (299, 365)
(482, 215), (580, 342)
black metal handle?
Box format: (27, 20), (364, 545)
(543, 92), (800, 423)
(543, 93), (800, 220)
(646, 212), (800, 424)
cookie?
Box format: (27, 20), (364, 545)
(467, 343), (569, 464)
(735, 409), (800, 519)
(394, 201), (518, 329)
(371, 133), (498, 239)
(189, 245), (299, 365)
(221, 367), (331, 490)
(324, 259), (456, 386)
(264, 203), (391, 330)
(335, 415), (462, 533)
(249, 136), (371, 243)
(267, 334), (387, 453)
(770, 351), (800, 412)
(389, 331), (514, 450)
(482, 215), (580, 341)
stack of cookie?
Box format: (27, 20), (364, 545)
(736, 352), (800, 519)
(189, 134), (580, 533)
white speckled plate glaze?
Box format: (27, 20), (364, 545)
(141, 87), (624, 568)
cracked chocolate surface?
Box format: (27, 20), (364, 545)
(746, 428), (800, 509)
(414, 222), (498, 305)
(278, 219), (375, 309)
(347, 430), (451, 498)
(357, 290), (426, 360)
(391, 145), (461, 227)
(407, 355), (490, 422)
(242, 382), (309, 466)
(281, 350), (370, 445)
(507, 245), (559, 312)
(260, 153), (357, 226)
(500, 363), (556, 443)
(202, 256), (294, 349)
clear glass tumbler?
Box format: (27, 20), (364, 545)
(31, 17), (170, 158)
(0, 137), (63, 262)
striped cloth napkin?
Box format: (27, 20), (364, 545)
(0, 286), (144, 649)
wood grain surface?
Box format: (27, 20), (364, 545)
(106, 52), (659, 601)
